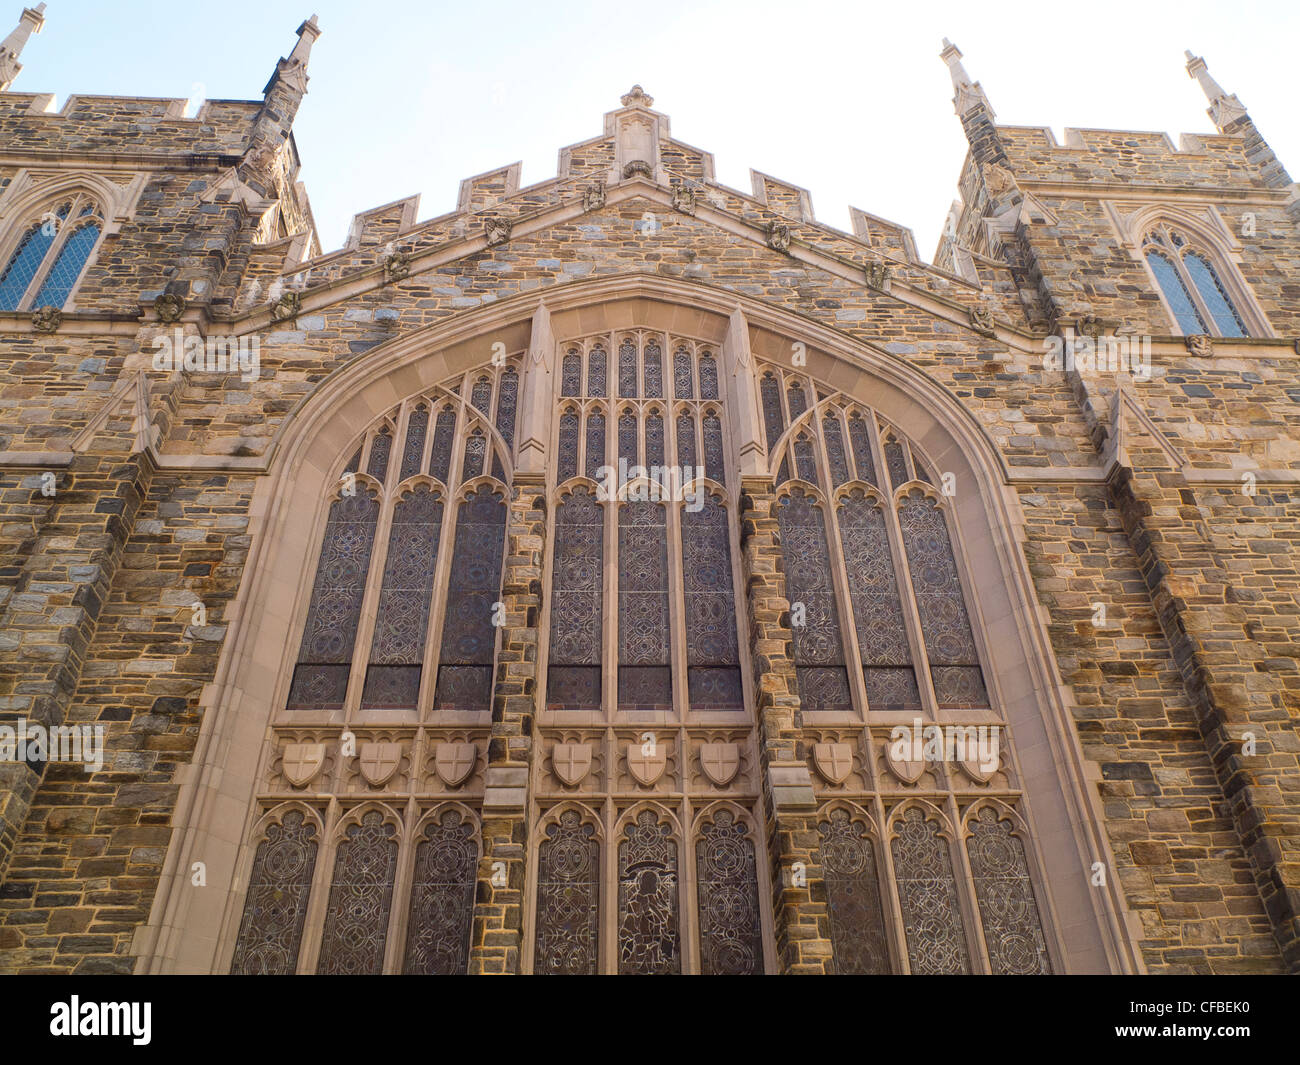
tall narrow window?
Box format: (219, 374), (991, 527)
(698, 353), (719, 400)
(1183, 253), (1246, 337)
(966, 807), (1052, 975)
(403, 809), (477, 974)
(618, 502), (671, 710)
(695, 811), (763, 975)
(429, 406), (456, 483)
(824, 413), (851, 487)
(557, 409), (580, 483)
(1146, 250), (1205, 334)
(645, 410), (665, 468)
(534, 809), (600, 974)
(617, 810), (680, 974)
(682, 496), (743, 709)
(619, 338), (638, 397)
(818, 809), (891, 974)
(495, 366), (520, 445)
(31, 221), (100, 309)
(367, 428), (392, 481)
(891, 807), (970, 974)
(643, 339), (663, 398)
(433, 486), (506, 711)
(584, 411), (606, 480)
(618, 411), (638, 469)
(547, 488), (603, 710)
(673, 345), (694, 399)
(676, 413), (697, 472)
(1142, 225), (1251, 337)
(587, 344), (607, 397)
(847, 413), (877, 486)
(317, 811), (399, 975)
(702, 412), (726, 485)
(229, 811), (319, 975)
(561, 349), (582, 396)
(399, 405), (429, 480)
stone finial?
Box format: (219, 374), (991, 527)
(0, 3), (46, 91)
(269, 14), (321, 96)
(620, 84), (653, 109)
(940, 37), (995, 120)
(1184, 51), (1247, 128)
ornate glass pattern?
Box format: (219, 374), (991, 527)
(366, 429), (392, 482)
(760, 374), (784, 449)
(618, 411), (638, 469)
(818, 809), (891, 974)
(1184, 252), (1246, 337)
(534, 809), (600, 974)
(344, 446), (362, 474)
(793, 433), (819, 485)
(288, 490), (380, 710)
(776, 491), (851, 710)
(32, 222), (100, 309)
(619, 338), (638, 397)
(433, 486), (506, 711)
(399, 405), (429, 480)
(838, 492), (921, 710)
(547, 489), (602, 710)
(618, 502), (671, 709)
(584, 412), (606, 480)
(786, 381), (807, 421)
(470, 375), (493, 414)
(402, 809), (477, 974)
(899, 494), (988, 708)
(702, 412), (725, 485)
(561, 349), (582, 396)
(316, 811), (399, 975)
(883, 437), (909, 490)
(645, 411), (665, 468)
(362, 486), (444, 709)
(461, 430), (487, 481)
(643, 339), (663, 398)
(557, 410), (580, 483)
(617, 810), (681, 974)
(847, 413), (877, 486)
(1146, 250), (1205, 334)
(673, 346), (694, 399)
(698, 353), (719, 400)
(682, 497), (742, 709)
(430, 407), (456, 484)
(966, 807), (1052, 975)
(230, 811), (318, 975)
(824, 413), (851, 487)
(695, 812), (763, 974)
(495, 366), (519, 447)
(891, 807), (971, 974)
(676, 413), (697, 472)
(587, 344), (607, 397)
(0, 221), (54, 310)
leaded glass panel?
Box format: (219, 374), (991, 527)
(584, 412), (606, 480)
(534, 809), (600, 974)
(891, 807), (971, 974)
(461, 430), (486, 481)
(676, 413), (697, 472)
(230, 811), (318, 975)
(430, 407), (456, 484)
(702, 412), (725, 485)
(619, 338), (638, 397)
(557, 410), (580, 483)
(548, 489), (602, 710)
(32, 222), (100, 309)
(819, 809), (891, 974)
(402, 809), (477, 974)
(695, 812), (763, 975)
(966, 807), (1052, 975)
(619, 502), (671, 709)
(848, 413), (877, 486)
(643, 339), (664, 398)
(1146, 250), (1205, 334)
(317, 811), (398, 974)
(673, 346), (693, 398)
(645, 411), (665, 468)
(786, 381), (807, 421)
(0, 222), (53, 310)
(366, 429), (392, 482)
(470, 375), (492, 414)
(617, 810), (680, 974)
(793, 433), (819, 485)
(495, 366), (519, 446)
(587, 344), (607, 397)
(682, 497), (742, 709)
(698, 353), (719, 400)
(399, 405), (428, 480)
(1183, 252), (1246, 337)
(883, 437), (908, 491)
(561, 349), (582, 396)
(824, 413), (851, 487)
(618, 411), (638, 469)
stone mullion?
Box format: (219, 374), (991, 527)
(468, 475), (546, 974)
(1107, 461), (1300, 971)
(736, 475), (833, 974)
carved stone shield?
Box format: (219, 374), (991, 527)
(435, 742), (477, 787)
(699, 742), (740, 787)
(552, 742), (592, 786)
(627, 742), (667, 786)
(813, 742), (854, 785)
(359, 742), (403, 787)
(961, 752), (998, 785)
(281, 742), (325, 787)
(883, 742), (925, 785)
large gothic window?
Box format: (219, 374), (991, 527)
(316, 810), (399, 975)
(617, 810), (681, 974)
(695, 810), (763, 975)
(229, 810), (319, 975)
(818, 807), (891, 974)
(1142, 224), (1250, 337)
(533, 809), (601, 975)
(0, 195), (105, 311)
(890, 805), (971, 974)
(403, 809), (478, 974)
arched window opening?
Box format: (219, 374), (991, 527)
(1142, 224), (1251, 337)
(0, 195), (104, 311)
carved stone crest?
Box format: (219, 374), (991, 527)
(671, 184), (697, 216)
(281, 742), (326, 787)
(269, 290), (301, 323)
(359, 741), (403, 787)
(552, 742), (592, 786)
(627, 741), (667, 786)
(483, 215), (512, 246)
(699, 742), (740, 787)
(434, 742), (477, 787)
(31, 305), (62, 333)
(984, 162), (1017, 196)
(864, 259), (892, 290)
(883, 741), (925, 785)
(382, 248), (410, 283)
(622, 159), (653, 180)
(969, 306), (996, 336)
(1185, 333), (1214, 358)
(154, 292), (186, 323)
(582, 183), (606, 211)
(813, 742), (854, 786)
(766, 220), (791, 253)
(960, 752), (998, 785)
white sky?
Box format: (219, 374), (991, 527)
(18, 0), (1300, 262)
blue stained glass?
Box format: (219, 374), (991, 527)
(32, 223), (100, 309)
(0, 224), (54, 310)
(1183, 253), (1247, 338)
(1145, 250), (1205, 335)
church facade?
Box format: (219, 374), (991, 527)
(0, 11), (1297, 975)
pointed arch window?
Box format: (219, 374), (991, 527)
(818, 808), (892, 974)
(534, 809), (600, 974)
(682, 495), (743, 709)
(316, 811), (399, 974)
(0, 195), (104, 311)
(402, 809), (477, 974)
(229, 810), (319, 975)
(1142, 224), (1249, 337)
(618, 501), (672, 710)
(695, 811), (763, 975)
(547, 488), (603, 711)
(891, 806), (971, 974)
(617, 810), (681, 974)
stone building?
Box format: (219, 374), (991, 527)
(0, 11), (1296, 975)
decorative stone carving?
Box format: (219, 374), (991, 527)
(382, 247), (411, 283)
(31, 305), (62, 333)
(358, 742), (402, 787)
(699, 742), (740, 787)
(1076, 314), (1105, 339)
(627, 741), (667, 786)
(552, 742), (592, 786)
(154, 291), (186, 323)
(1185, 333), (1214, 358)
(864, 259), (892, 290)
(969, 306), (996, 337)
(960, 752), (997, 785)
(813, 742), (854, 785)
(582, 183), (606, 211)
(434, 742), (477, 787)
(282, 742), (326, 787)
(269, 290), (301, 323)
(882, 740), (925, 785)
(671, 184), (696, 216)
(621, 159), (653, 180)
(766, 220), (791, 253)
(983, 162), (1018, 196)
(621, 84), (654, 108)
(483, 215), (512, 246)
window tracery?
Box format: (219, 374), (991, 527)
(0, 194), (105, 311)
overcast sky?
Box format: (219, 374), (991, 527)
(13, 0), (1297, 261)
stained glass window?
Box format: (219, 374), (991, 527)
(547, 488), (603, 710)
(695, 811), (763, 974)
(898, 493), (988, 708)
(645, 410), (665, 469)
(1146, 250), (1206, 334)
(402, 809), (477, 974)
(676, 413), (697, 472)
(793, 432), (819, 485)
(287, 488), (380, 710)
(776, 490), (851, 710)
(0, 222), (54, 310)
(848, 413), (877, 486)
(557, 409), (580, 483)
(824, 413), (851, 487)
(561, 349), (582, 396)
(891, 806), (971, 974)
(317, 811), (399, 975)
(617, 810), (680, 974)
(818, 809), (891, 974)
(470, 375), (492, 414)
(534, 809), (600, 974)
(1184, 252), (1246, 337)
(619, 337), (638, 397)
(495, 366), (519, 447)
(399, 405), (428, 480)
(698, 353), (719, 400)
(587, 344), (607, 397)
(430, 406), (456, 483)
(32, 222), (100, 309)
(367, 428), (392, 482)
(786, 381), (807, 421)
(618, 501), (671, 710)
(618, 411), (638, 470)
(0, 201), (102, 312)
(682, 496), (743, 709)
(702, 412), (726, 485)
(433, 486), (506, 711)
(883, 436), (909, 491)
(584, 411), (606, 480)
(966, 806), (1052, 975)
(230, 811), (318, 975)
(760, 373), (784, 450)
(461, 429), (486, 481)
(362, 486), (443, 710)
